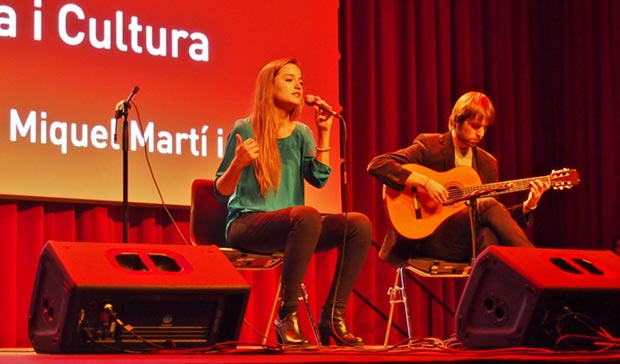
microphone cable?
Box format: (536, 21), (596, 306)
(131, 101), (190, 245)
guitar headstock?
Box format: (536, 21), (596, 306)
(549, 168), (580, 190)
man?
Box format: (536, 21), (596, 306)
(367, 91), (549, 266)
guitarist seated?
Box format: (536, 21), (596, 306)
(367, 91), (550, 267)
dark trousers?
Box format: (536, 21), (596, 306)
(227, 206), (372, 314)
(418, 197), (534, 262)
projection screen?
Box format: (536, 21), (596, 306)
(0, 0), (342, 211)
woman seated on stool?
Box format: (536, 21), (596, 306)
(214, 57), (372, 346)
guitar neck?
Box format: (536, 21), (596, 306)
(451, 175), (549, 200)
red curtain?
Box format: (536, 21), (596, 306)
(339, 0), (620, 345)
(2, 0), (619, 348)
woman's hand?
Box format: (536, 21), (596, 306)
(215, 133), (258, 196)
(233, 133), (259, 168)
(310, 96), (334, 132)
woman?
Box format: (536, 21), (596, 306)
(214, 57), (372, 347)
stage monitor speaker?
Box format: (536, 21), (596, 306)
(28, 241), (250, 354)
(455, 246), (620, 349)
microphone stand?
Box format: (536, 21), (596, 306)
(115, 103), (130, 243)
(114, 87), (139, 243)
(122, 108), (129, 243)
(443, 184), (513, 265)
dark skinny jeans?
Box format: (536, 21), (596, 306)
(227, 206), (372, 317)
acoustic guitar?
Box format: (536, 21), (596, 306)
(383, 164), (580, 240)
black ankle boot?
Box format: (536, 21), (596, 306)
(274, 311), (310, 346)
(318, 307), (364, 346)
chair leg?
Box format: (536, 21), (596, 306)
(400, 267), (413, 340)
(262, 277), (320, 346)
(384, 267), (410, 346)
(383, 269), (398, 346)
(299, 283), (321, 346)
(262, 275), (282, 346)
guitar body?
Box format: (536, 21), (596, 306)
(384, 164), (482, 240)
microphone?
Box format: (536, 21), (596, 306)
(115, 86), (140, 119)
(305, 94), (339, 117)
(113, 86), (140, 144)
(125, 86), (140, 105)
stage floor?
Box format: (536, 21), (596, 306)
(2, 345), (620, 364)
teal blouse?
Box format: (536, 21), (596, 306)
(215, 117), (331, 232)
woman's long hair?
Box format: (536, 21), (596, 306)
(250, 57), (303, 196)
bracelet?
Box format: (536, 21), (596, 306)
(316, 146), (330, 152)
